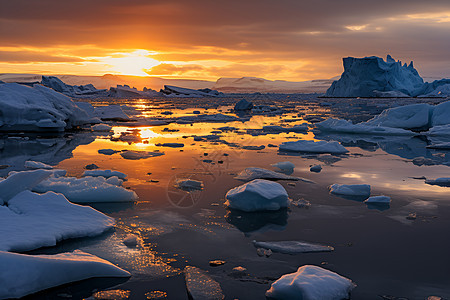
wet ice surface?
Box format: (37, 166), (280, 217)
(2, 94), (450, 299)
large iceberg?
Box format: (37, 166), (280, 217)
(109, 84), (160, 98)
(0, 83), (93, 131)
(326, 55), (450, 97)
(0, 250), (130, 299)
(266, 265), (356, 300)
(41, 76), (107, 98)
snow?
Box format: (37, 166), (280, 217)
(234, 99), (253, 111)
(253, 240), (334, 254)
(0, 190), (115, 252)
(184, 266), (224, 300)
(364, 195), (391, 204)
(425, 178), (450, 187)
(279, 140), (349, 154)
(0, 83), (92, 131)
(315, 118), (415, 135)
(33, 176), (137, 203)
(92, 123), (112, 132)
(0, 169), (53, 205)
(95, 105), (130, 121)
(24, 160), (53, 169)
(234, 167), (312, 183)
(329, 184), (371, 197)
(225, 179), (290, 212)
(175, 179), (204, 191)
(82, 169), (127, 179)
(120, 150), (164, 160)
(266, 265), (356, 300)
(0, 250), (130, 299)
(364, 103), (431, 129)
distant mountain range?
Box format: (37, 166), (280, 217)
(0, 73), (335, 93)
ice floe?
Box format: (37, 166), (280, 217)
(0, 250), (130, 299)
(252, 240), (334, 254)
(364, 103), (431, 130)
(225, 179), (289, 212)
(279, 140), (349, 154)
(184, 266), (224, 300)
(155, 142), (184, 148)
(24, 160), (53, 169)
(33, 176), (137, 203)
(82, 169), (127, 179)
(315, 118), (415, 136)
(98, 148), (120, 155)
(95, 105), (131, 121)
(92, 123), (112, 132)
(364, 195), (391, 204)
(426, 142), (450, 149)
(175, 179), (204, 191)
(329, 184), (371, 198)
(271, 161), (295, 174)
(0, 190), (115, 252)
(234, 99), (253, 111)
(310, 165), (322, 173)
(266, 265), (356, 300)
(120, 150), (164, 160)
(234, 167), (312, 183)
(425, 178), (450, 187)
(0, 83), (92, 131)
(161, 85), (222, 97)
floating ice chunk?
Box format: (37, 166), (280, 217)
(0, 250), (130, 299)
(253, 240), (333, 254)
(364, 103), (431, 130)
(33, 176), (137, 203)
(98, 148), (119, 155)
(0, 169), (53, 205)
(184, 266), (224, 300)
(330, 184), (371, 198)
(92, 123), (112, 132)
(279, 140), (349, 154)
(120, 150), (164, 160)
(426, 142), (450, 149)
(425, 178), (450, 187)
(266, 265), (356, 300)
(315, 118), (415, 135)
(234, 167), (313, 183)
(0, 190), (115, 252)
(175, 179), (204, 191)
(426, 125), (450, 136)
(234, 99), (253, 111)
(123, 234), (139, 248)
(82, 169), (127, 179)
(161, 85), (222, 97)
(310, 165), (322, 172)
(271, 161), (295, 174)
(364, 195), (391, 204)
(225, 179), (289, 212)
(24, 160), (53, 169)
(155, 142), (184, 148)
(431, 100), (450, 126)
(262, 124), (308, 133)
(94, 105), (130, 121)
(106, 176), (124, 186)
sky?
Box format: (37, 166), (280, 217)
(0, 0), (449, 81)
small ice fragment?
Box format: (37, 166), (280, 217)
(406, 213), (417, 220)
(24, 160), (53, 170)
(120, 150), (164, 160)
(256, 248), (272, 257)
(235, 167), (311, 182)
(209, 260), (226, 267)
(425, 177), (450, 187)
(155, 143), (184, 148)
(271, 161), (295, 174)
(175, 179), (204, 191)
(310, 164), (322, 173)
(123, 234), (139, 248)
(291, 199), (311, 208)
(98, 149), (119, 155)
(92, 124), (112, 132)
(234, 99), (253, 111)
(364, 195), (391, 204)
(82, 169), (127, 179)
(232, 266), (247, 272)
(253, 240), (334, 254)
(85, 163), (99, 170)
(329, 184), (371, 197)
(184, 266), (224, 300)
(266, 265), (355, 300)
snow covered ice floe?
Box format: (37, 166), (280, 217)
(184, 266), (224, 300)
(330, 184), (371, 198)
(94, 105), (131, 121)
(0, 250), (130, 299)
(252, 240), (334, 254)
(24, 160), (53, 169)
(0, 190), (115, 252)
(364, 103), (431, 130)
(33, 176), (137, 203)
(92, 123), (112, 132)
(225, 179), (290, 212)
(266, 265), (356, 300)
(0, 83), (93, 131)
(120, 150), (164, 160)
(425, 178), (450, 187)
(82, 169), (127, 179)
(234, 167), (313, 183)
(315, 118), (415, 136)
(364, 195), (391, 204)
(279, 140), (349, 154)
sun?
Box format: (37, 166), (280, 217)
(102, 50), (160, 76)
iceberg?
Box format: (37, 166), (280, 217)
(364, 103), (431, 130)
(0, 83), (92, 131)
(0, 250), (130, 299)
(109, 84), (160, 98)
(0, 190), (114, 252)
(41, 76), (107, 98)
(315, 118), (415, 135)
(252, 240), (334, 254)
(225, 179), (289, 212)
(279, 140), (349, 154)
(266, 265), (356, 300)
